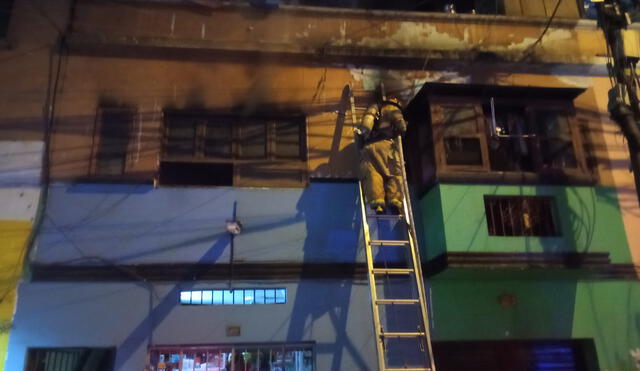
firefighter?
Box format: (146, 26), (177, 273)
(357, 97), (407, 214)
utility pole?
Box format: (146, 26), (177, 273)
(595, 0), (640, 206)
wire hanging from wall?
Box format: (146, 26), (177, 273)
(518, 0), (564, 61)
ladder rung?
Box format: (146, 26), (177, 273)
(375, 299), (419, 305)
(384, 368), (431, 371)
(366, 214), (405, 220)
(381, 332), (426, 338)
(370, 240), (409, 246)
(372, 268), (414, 275)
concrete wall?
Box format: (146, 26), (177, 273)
(420, 184), (631, 263)
(0, 141), (43, 371)
(430, 278), (640, 371)
(0, 1), (62, 367)
(34, 182), (363, 265)
(5, 279), (378, 371)
(72, 1), (603, 65)
(3, 1), (640, 371)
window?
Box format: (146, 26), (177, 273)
(0, 0), (14, 42)
(430, 94), (587, 179)
(283, 0), (506, 14)
(412, 0), (505, 14)
(91, 107), (136, 176)
(439, 105), (488, 168)
(484, 195), (559, 236)
(25, 348), (116, 371)
(505, 0), (581, 18)
(180, 288), (287, 305)
(147, 343), (314, 371)
(584, 0), (640, 21)
(160, 111), (307, 187)
(536, 111), (578, 169)
(486, 104), (579, 173)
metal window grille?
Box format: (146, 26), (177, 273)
(25, 348), (115, 371)
(148, 343), (314, 371)
(484, 196), (559, 237)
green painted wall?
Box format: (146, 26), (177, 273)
(430, 279), (577, 341)
(572, 281), (640, 371)
(429, 279), (640, 370)
(420, 184), (640, 369)
(419, 184), (632, 263)
(420, 186), (446, 260)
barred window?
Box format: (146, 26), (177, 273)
(148, 343), (313, 371)
(25, 348), (115, 371)
(484, 196), (559, 237)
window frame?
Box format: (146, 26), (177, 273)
(147, 342), (315, 371)
(89, 106), (138, 178)
(25, 347), (116, 371)
(430, 95), (589, 181)
(0, 0), (15, 45)
(161, 111), (307, 163)
(160, 110), (308, 187)
(162, 112), (307, 163)
(431, 96), (491, 172)
(483, 195), (561, 237)
(179, 288), (288, 305)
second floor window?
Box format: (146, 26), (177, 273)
(487, 105), (578, 172)
(160, 111), (307, 187)
(484, 195), (560, 237)
(91, 106), (136, 177)
(431, 95), (587, 178)
(0, 0), (15, 41)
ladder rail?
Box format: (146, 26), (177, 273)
(396, 135), (437, 371)
(352, 85), (387, 370)
(350, 84), (436, 371)
(358, 181), (387, 371)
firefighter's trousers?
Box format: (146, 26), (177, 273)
(360, 139), (403, 210)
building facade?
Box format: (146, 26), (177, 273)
(1, 0), (640, 370)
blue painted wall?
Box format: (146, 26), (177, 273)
(10, 182), (429, 370)
(35, 182), (363, 265)
(6, 279), (378, 371)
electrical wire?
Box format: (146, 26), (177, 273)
(518, 0), (563, 62)
(0, 1), (76, 307)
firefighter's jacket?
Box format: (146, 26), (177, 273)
(358, 101), (407, 144)
(358, 101), (407, 209)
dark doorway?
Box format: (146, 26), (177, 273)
(432, 339), (599, 371)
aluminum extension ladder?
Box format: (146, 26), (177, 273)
(349, 85), (436, 371)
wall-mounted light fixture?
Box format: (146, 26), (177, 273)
(226, 220), (243, 235)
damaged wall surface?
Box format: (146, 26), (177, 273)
(1, 0), (640, 370)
